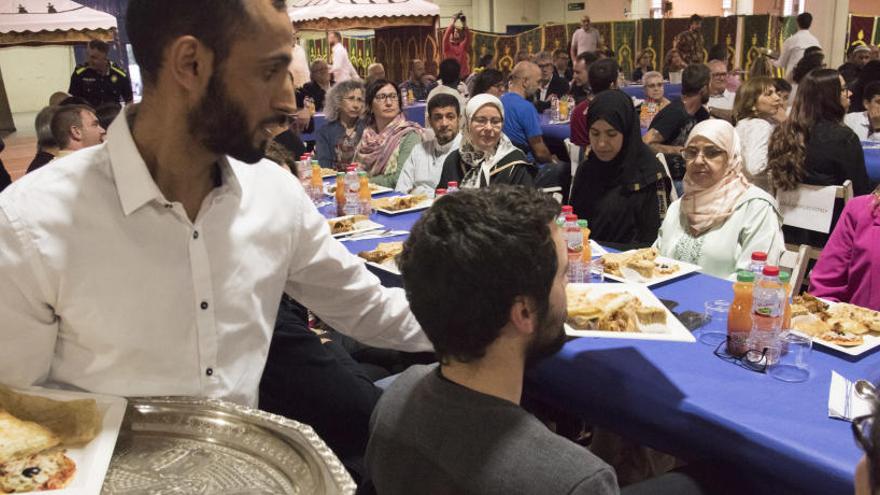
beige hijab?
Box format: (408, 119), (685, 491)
(681, 119), (751, 236)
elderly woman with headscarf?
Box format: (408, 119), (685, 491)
(653, 119), (784, 279)
(354, 79), (423, 187)
(570, 90), (671, 248)
(438, 94), (534, 189)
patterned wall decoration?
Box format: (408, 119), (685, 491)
(612, 21), (637, 78)
(741, 15), (774, 75)
(543, 24), (568, 54)
(639, 18), (664, 72)
(374, 26), (437, 83)
(848, 16), (878, 50)
(306, 36), (375, 79)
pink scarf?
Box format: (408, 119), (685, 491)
(356, 113), (422, 176)
(681, 120), (751, 236)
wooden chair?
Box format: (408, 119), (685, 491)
(777, 244), (810, 295)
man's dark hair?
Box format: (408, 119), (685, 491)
(588, 59), (619, 94)
(847, 44), (861, 57)
(331, 31), (342, 40)
(476, 53), (494, 69)
(126, 0), (286, 85)
(34, 106), (59, 149)
(864, 81), (880, 103)
(552, 48), (567, 59)
(58, 96), (91, 107)
(427, 93), (460, 116)
(576, 51), (599, 67)
(364, 79), (403, 118)
(471, 69), (504, 96)
(708, 43), (728, 63)
(773, 77), (792, 94)
(797, 12), (812, 29)
(792, 52), (825, 83)
(439, 58), (462, 85)
(681, 63), (710, 96)
(690, 14), (702, 24)
(51, 104), (91, 148)
(88, 39), (109, 53)
(398, 186), (560, 364)
(804, 45), (823, 58)
(94, 102), (122, 129)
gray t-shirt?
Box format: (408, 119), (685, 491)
(366, 364), (619, 495)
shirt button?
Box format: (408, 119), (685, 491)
(200, 301), (209, 310)
(193, 230), (199, 240)
(206, 367), (214, 376)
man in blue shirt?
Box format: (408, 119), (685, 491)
(500, 61), (558, 164)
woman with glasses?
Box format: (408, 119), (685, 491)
(638, 71), (670, 128)
(438, 94), (533, 188)
(733, 76), (784, 191)
(354, 79), (423, 188)
(469, 69), (506, 98)
(571, 90), (670, 247)
(315, 79), (366, 170)
(654, 119), (784, 279)
(767, 68), (870, 247)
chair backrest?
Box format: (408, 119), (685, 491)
(541, 186), (564, 204)
(777, 244), (810, 295)
(564, 138), (582, 200)
(776, 180), (853, 234)
(655, 153), (679, 201)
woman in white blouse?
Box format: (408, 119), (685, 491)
(653, 120), (785, 280)
(733, 76), (784, 191)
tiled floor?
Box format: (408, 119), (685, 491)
(2, 112), (38, 181)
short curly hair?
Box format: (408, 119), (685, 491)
(324, 79), (365, 123)
(398, 186), (560, 364)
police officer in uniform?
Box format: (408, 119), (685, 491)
(68, 39), (133, 108)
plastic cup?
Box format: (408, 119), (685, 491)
(588, 258), (605, 283)
(699, 299), (730, 346)
(768, 333), (812, 382)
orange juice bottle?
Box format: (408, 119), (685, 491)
(335, 172), (346, 216)
(779, 271), (792, 330)
(727, 270), (755, 357)
(310, 161), (322, 200)
(357, 171), (371, 215)
(577, 220), (591, 263)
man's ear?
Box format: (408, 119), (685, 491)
(69, 125), (83, 143)
(508, 296), (537, 337)
(166, 35), (214, 94)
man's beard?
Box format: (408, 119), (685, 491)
(435, 129), (455, 145)
(524, 302), (567, 368)
(188, 73), (276, 164)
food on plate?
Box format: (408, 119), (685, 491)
(372, 194), (428, 212)
(358, 242), (404, 264)
(0, 411), (60, 463)
(600, 248), (680, 280)
(320, 168), (337, 178)
(328, 215), (369, 235)
(790, 294), (879, 347)
(0, 385), (99, 447)
(0, 448), (76, 493)
(566, 288), (667, 332)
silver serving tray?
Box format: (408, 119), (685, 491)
(101, 397), (356, 494)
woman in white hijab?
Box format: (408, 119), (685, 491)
(438, 94), (534, 189)
(653, 119), (785, 279)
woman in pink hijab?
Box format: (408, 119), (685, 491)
(652, 119), (785, 279)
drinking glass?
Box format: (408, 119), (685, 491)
(768, 333), (812, 382)
(588, 258), (605, 283)
(699, 299), (730, 346)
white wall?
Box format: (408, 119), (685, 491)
(803, 0), (849, 68)
(0, 45), (75, 114)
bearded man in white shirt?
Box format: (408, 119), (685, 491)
(329, 31), (360, 84)
(395, 92), (462, 195)
(0, 0), (430, 407)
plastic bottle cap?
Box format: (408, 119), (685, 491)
(447, 181), (458, 188)
(435, 188), (447, 195)
(762, 265), (780, 277)
(564, 214), (578, 222)
(561, 205), (573, 213)
(736, 270), (756, 283)
(576, 219), (588, 228)
(779, 271), (791, 282)
(336, 172), (345, 177)
(347, 166), (357, 172)
(751, 251), (768, 261)
(358, 171), (367, 177)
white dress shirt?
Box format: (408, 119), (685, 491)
(707, 89), (736, 111)
(331, 43), (360, 84)
(844, 111), (880, 142)
(0, 109), (431, 407)
(775, 29), (821, 78)
(395, 133), (462, 195)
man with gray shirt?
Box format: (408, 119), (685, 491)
(365, 186), (618, 495)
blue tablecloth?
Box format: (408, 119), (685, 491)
(301, 103), (427, 142)
(863, 141), (880, 186)
(330, 198), (872, 494)
(621, 83), (682, 101)
(540, 112), (571, 143)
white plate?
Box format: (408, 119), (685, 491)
(6, 387), (127, 494)
(590, 240), (608, 258)
(601, 253), (701, 286)
(789, 298), (880, 356)
(373, 196), (433, 215)
(365, 259), (401, 275)
(324, 183), (393, 197)
(328, 215), (384, 238)
(564, 283), (696, 343)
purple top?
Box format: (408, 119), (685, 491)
(809, 194), (880, 310)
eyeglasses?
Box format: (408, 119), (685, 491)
(713, 339), (769, 373)
(374, 93), (399, 103)
(711, 72), (729, 78)
(682, 146), (726, 162)
(538, 63), (554, 69)
(472, 117), (503, 128)
(645, 83), (663, 89)
(343, 96), (365, 104)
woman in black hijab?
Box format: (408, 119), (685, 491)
(570, 90), (670, 248)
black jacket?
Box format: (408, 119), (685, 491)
(531, 74), (571, 113)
